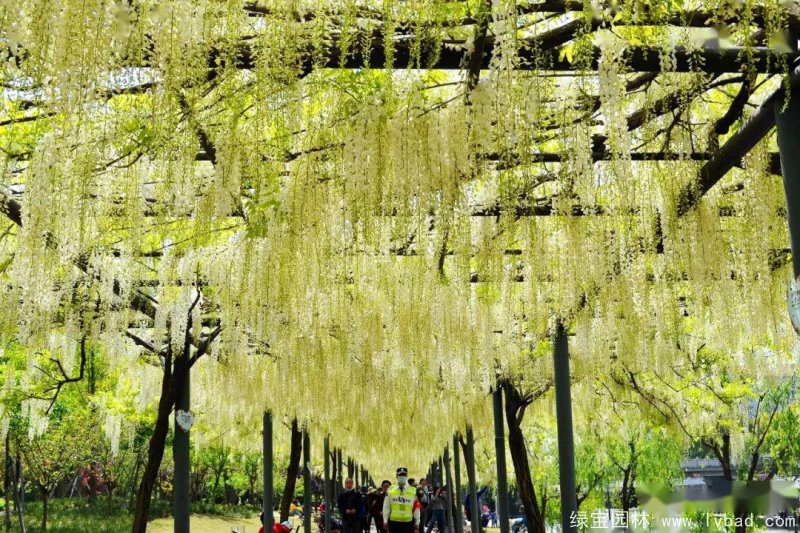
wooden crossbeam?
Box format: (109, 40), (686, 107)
(244, 0), (782, 30)
(216, 40), (797, 75)
(676, 61), (800, 216)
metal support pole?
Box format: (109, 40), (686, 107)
(465, 428), (480, 533)
(453, 436), (464, 533)
(444, 446), (456, 533)
(324, 437), (332, 533)
(776, 76), (800, 279)
(553, 321), (577, 533)
(173, 363), (191, 533)
(264, 411), (274, 531)
(493, 388), (510, 533)
(303, 429), (312, 533)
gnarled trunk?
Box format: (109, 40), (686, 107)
(503, 382), (546, 533)
(131, 366), (176, 533)
(280, 419), (303, 522)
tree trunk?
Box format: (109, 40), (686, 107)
(705, 431), (748, 533)
(131, 366), (176, 533)
(212, 471), (223, 503)
(444, 447), (456, 533)
(335, 449), (343, 499)
(88, 467), (98, 506)
(88, 348), (96, 395)
(40, 488), (47, 531)
(4, 433), (11, 533)
(538, 488), (547, 523)
(280, 419), (303, 522)
(15, 452), (25, 533)
(620, 467), (631, 513)
(502, 383), (546, 533)
(129, 451), (142, 510)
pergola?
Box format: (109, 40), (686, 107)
(1, 2), (799, 533)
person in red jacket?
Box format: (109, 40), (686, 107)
(258, 513), (293, 533)
(274, 521), (293, 533)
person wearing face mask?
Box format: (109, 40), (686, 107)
(383, 468), (420, 533)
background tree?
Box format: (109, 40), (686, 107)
(18, 408), (89, 530)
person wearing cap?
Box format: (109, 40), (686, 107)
(383, 468), (420, 533)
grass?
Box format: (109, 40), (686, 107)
(6, 505), (503, 533)
(148, 513), (264, 533)
(150, 511), (311, 533)
(4, 497), (261, 533)
(7, 498), (140, 533)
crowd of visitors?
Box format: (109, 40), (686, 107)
(318, 468), (481, 533)
(261, 467), (496, 533)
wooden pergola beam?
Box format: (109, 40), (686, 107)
(677, 61), (800, 216)
(244, 0), (783, 30)
(218, 40), (797, 75)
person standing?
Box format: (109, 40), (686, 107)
(368, 480), (392, 533)
(463, 486), (487, 526)
(416, 479), (431, 529)
(383, 468), (420, 533)
(425, 486), (449, 533)
(338, 478), (364, 533)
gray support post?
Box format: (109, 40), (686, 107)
(553, 321), (577, 533)
(493, 388), (510, 533)
(444, 446), (456, 533)
(776, 77), (800, 279)
(173, 364), (191, 533)
(303, 429), (312, 533)
(324, 437), (332, 533)
(465, 428), (480, 533)
(264, 411), (274, 531)
(453, 436), (465, 533)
